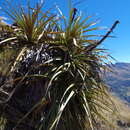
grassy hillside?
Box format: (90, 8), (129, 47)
(99, 94), (130, 130)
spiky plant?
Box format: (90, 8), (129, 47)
(0, 1), (119, 130)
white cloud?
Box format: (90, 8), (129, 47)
(0, 16), (9, 25)
(0, 16), (8, 20)
(40, 0), (44, 4)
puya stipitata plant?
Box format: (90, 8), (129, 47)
(0, 1), (119, 130)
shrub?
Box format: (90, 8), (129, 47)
(0, 1), (118, 130)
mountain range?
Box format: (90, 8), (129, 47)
(105, 62), (130, 104)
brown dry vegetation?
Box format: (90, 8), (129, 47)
(100, 94), (130, 130)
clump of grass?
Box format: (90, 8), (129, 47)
(0, 1), (119, 130)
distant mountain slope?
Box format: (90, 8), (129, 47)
(105, 63), (130, 103)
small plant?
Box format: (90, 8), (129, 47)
(0, 1), (119, 130)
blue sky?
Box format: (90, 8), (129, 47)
(0, 0), (130, 63)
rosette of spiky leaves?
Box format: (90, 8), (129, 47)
(0, 2), (57, 129)
(0, 1), (57, 75)
(0, 1), (117, 130)
(35, 7), (116, 130)
(1, 1), (57, 44)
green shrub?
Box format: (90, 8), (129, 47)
(0, 1), (118, 130)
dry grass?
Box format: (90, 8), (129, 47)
(102, 94), (130, 130)
(112, 94), (130, 120)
